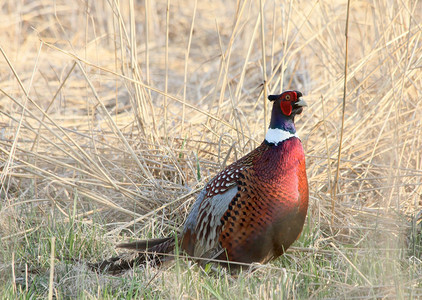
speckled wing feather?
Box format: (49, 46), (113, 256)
(181, 158), (248, 259)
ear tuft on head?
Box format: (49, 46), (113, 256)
(268, 95), (279, 101)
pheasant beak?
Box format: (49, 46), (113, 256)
(292, 96), (307, 115)
(294, 98), (307, 107)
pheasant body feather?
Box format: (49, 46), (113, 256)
(182, 135), (307, 264)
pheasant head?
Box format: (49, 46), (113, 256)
(266, 90), (307, 145)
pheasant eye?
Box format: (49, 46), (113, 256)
(285, 94), (291, 101)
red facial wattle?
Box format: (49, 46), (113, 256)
(281, 100), (292, 116)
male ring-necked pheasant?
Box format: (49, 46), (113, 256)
(94, 90), (308, 272)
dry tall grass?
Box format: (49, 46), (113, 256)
(0, 0), (421, 298)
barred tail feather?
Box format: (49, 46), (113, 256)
(118, 237), (173, 251)
(89, 237), (176, 273)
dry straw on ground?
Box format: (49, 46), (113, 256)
(0, 0), (421, 298)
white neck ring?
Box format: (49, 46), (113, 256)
(265, 128), (298, 145)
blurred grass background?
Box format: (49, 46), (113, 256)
(0, 0), (421, 298)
